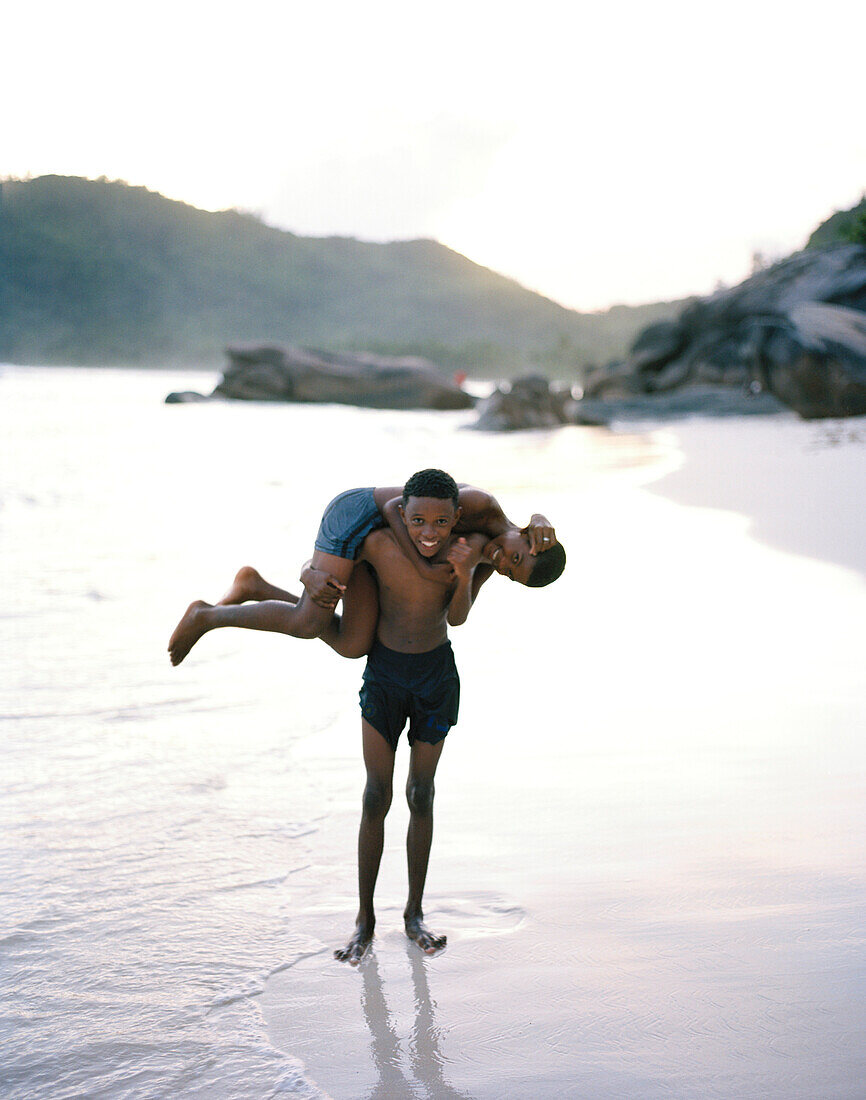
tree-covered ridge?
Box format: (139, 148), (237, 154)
(806, 194), (866, 250)
(0, 175), (679, 375)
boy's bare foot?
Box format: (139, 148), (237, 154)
(405, 915), (446, 955)
(168, 600), (214, 665)
(334, 922), (374, 966)
(218, 565), (265, 606)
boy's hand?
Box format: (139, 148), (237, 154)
(426, 561), (456, 585)
(446, 537), (481, 580)
(526, 514), (557, 555)
(301, 565), (346, 609)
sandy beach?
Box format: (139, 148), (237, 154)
(3, 368), (864, 1099)
(258, 414), (866, 1099)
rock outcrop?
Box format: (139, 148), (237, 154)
(471, 376), (599, 432)
(164, 390), (210, 403)
(583, 244), (866, 420)
(166, 345), (474, 411)
(471, 377), (781, 431)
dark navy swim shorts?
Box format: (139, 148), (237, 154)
(314, 487), (384, 559)
(359, 640), (460, 750)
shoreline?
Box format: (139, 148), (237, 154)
(646, 414), (866, 579)
(6, 368), (863, 1099)
(259, 413), (866, 1099)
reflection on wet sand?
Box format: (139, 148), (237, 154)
(360, 946), (474, 1100)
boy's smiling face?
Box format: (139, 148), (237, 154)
(482, 530), (534, 584)
(399, 495), (461, 557)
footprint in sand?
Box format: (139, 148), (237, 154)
(428, 893), (527, 942)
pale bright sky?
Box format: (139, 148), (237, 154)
(6, 0), (866, 310)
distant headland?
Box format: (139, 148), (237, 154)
(0, 175), (679, 379)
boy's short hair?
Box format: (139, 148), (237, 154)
(402, 469), (459, 507)
(526, 541), (566, 587)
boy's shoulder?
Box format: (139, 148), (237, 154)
(456, 485), (491, 509)
(360, 527), (413, 571)
(360, 527), (394, 558)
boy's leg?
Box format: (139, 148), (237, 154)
(201, 562), (378, 661)
(167, 551), (355, 665)
(218, 566), (300, 606)
(404, 739), (447, 955)
(319, 562), (379, 659)
(335, 720), (396, 965)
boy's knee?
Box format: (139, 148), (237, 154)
(406, 779), (434, 816)
(294, 618), (327, 640)
(362, 781), (391, 819)
(294, 599), (333, 639)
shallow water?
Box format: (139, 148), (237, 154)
(3, 367), (865, 1098)
(1, 367), (661, 1097)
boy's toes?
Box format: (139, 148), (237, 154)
(406, 918), (446, 955)
(335, 927), (372, 966)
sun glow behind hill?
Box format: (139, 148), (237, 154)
(4, 0), (865, 310)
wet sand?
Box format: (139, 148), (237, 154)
(259, 414), (866, 1099)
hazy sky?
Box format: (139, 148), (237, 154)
(7, 1), (865, 310)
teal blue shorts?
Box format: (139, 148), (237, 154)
(314, 488), (384, 559)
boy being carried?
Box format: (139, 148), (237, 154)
(168, 476), (566, 666)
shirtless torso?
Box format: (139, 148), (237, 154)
(358, 526), (491, 652)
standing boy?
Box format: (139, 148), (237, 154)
(335, 469), (492, 965)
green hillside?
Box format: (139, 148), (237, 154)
(806, 194), (866, 250)
(0, 175), (680, 377)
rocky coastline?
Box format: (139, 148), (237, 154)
(472, 243), (866, 429)
(167, 244), (866, 430)
(166, 345), (474, 411)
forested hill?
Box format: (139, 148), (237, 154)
(0, 175), (679, 376)
(806, 193), (866, 251)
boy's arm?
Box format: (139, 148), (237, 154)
(456, 488), (557, 556)
(380, 497), (454, 586)
(471, 561), (494, 599)
(525, 514), (557, 556)
(445, 535), (490, 627)
(300, 561), (345, 608)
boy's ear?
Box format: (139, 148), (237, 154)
(398, 503), (407, 525)
(452, 505), (462, 526)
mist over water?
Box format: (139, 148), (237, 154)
(3, 367), (865, 1099)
